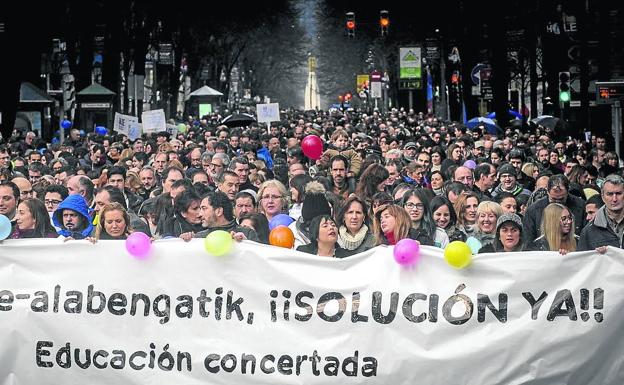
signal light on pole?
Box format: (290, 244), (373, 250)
(344, 92), (352, 101)
(380, 10), (390, 36)
(558, 71), (571, 103)
(346, 12), (356, 38)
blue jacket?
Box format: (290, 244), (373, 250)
(52, 195), (94, 239)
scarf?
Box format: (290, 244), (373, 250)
(384, 231), (397, 245)
(338, 225), (369, 250)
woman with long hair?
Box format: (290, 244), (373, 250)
(10, 198), (57, 238)
(355, 163), (389, 209)
(296, 215), (349, 258)
(473, 201), (503, 249)
(95, 202), (134, 240)
(334, 196), (376, 255)
(453, 192), (480, 240)
(373, 204), (418, 246)
(258, 179), (290, 223)
(430, 196), (462, 243)
(529, 203), (578, 254)
(400, 188), (436, 246)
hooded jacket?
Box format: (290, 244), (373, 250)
(53, 195), (94, 239)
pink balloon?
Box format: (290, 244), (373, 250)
(301, 135), (323, 160)
(393, 239), (421, 266)
(125, 232), (152, 259)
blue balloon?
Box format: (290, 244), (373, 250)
(79, 130), (86, 136)
(51, 137), (60, 144)
(61, 120), (72, 130)
(0, 214), (12, 240)
(95, 126), (107, 135)
(269, 214), (294, 230)
(466, 236), (482, 254)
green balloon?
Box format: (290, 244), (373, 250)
(444, 241), (472, 269)
(177, 123), (187, 133)
(204, 230), (233, 256)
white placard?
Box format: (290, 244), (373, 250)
(0, 240), (623, 384)
(113, 113), (138, 136)
(141, 109), (166, 133)
(256, 103), (280, 123)
(127, 122), (142, 141)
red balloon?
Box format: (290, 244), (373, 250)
(301, 135), (323, 160)
(269, 225), (295, 249)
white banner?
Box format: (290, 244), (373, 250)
(141, 109), (166, 133)
(113, 113), (138, 136)
(1, 240), (623, 384)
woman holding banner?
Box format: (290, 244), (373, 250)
(296, 214), (349, 258)
(334, 196), (375, 255)
(453, 192), (480, 241)
(95, 202), (134, 240)
(373, 204), (420, 246)
(480, 213), (526, 253)
(528, 203), (578, 254)
(10, 198), (57, 239)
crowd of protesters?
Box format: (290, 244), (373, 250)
(1, 107), (623, 258)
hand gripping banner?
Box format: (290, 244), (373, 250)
(1, 239), (623, 384)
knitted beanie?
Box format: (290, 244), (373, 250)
(301, 181), (331, 222)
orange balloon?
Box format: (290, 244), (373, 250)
(269, 225), (295, 249)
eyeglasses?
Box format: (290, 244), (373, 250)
(560, 215), (574, 223)
(45, 199), (62, 206)
(210, 163), (223, 168)
(261, 195), (282, 201)
(404, 202), (425, 210)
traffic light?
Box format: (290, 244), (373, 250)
(345, 92), (352, 101)
(380, 10), (390, 36)
(346, 12), (356, 38)
(558, 71), (571, 103)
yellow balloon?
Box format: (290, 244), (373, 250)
(444, 241), (472, 269)
(204, 230), (233, 256)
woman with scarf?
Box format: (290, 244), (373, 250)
(334, 196), (376, 255)
(472, 201), (503, 250)
(373, 204), (420, 246)
(452, 192), (480, 241)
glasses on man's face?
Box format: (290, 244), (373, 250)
(45, 199), (62, 206)
(404, 202), (424, 210)
(210, 163), (223, 169)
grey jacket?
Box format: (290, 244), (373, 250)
(578, 206), (623, 251)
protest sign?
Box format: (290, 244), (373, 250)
(0, 240), (623, 384)
(141, 109), (166, 133)
(113, 113), (138, 136)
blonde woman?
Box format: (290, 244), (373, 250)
(529, 203), (578, 254)
(257, 179), (290, 222)
(521, 162), (540, 180)
(473, 201), (503, 249)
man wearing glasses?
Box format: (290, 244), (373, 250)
(209, 153), (229, 182)
(523, 174), (586, 243)
(44, 184), (69, 214)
